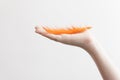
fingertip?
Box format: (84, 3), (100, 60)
(35, 26), (48, 35)
(34, 26), (41, 34)
(35, 25), (39, 29)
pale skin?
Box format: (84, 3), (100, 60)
(35, 26), (120, 80)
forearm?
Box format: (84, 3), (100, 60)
(83, 39), (120, 80)
(35, 26), (120, 79)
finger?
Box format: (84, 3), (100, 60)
(35, 26), (62, 41)
(35, 26), (47, 34)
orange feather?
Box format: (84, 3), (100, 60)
(43, 26), (91, 34)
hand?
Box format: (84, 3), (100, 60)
(35, 26), (120, 80)
(35, 26), (94, 49)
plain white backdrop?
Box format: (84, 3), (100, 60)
(0, 0), (120, 80)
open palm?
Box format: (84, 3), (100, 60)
(35, 26), (93, 48)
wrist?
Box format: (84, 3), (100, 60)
(81, 37), (101, 55)
(79, 35), (96, 49)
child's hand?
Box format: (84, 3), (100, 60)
(35, 26), (93, 49)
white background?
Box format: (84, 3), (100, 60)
(0, 0), (120, 80)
